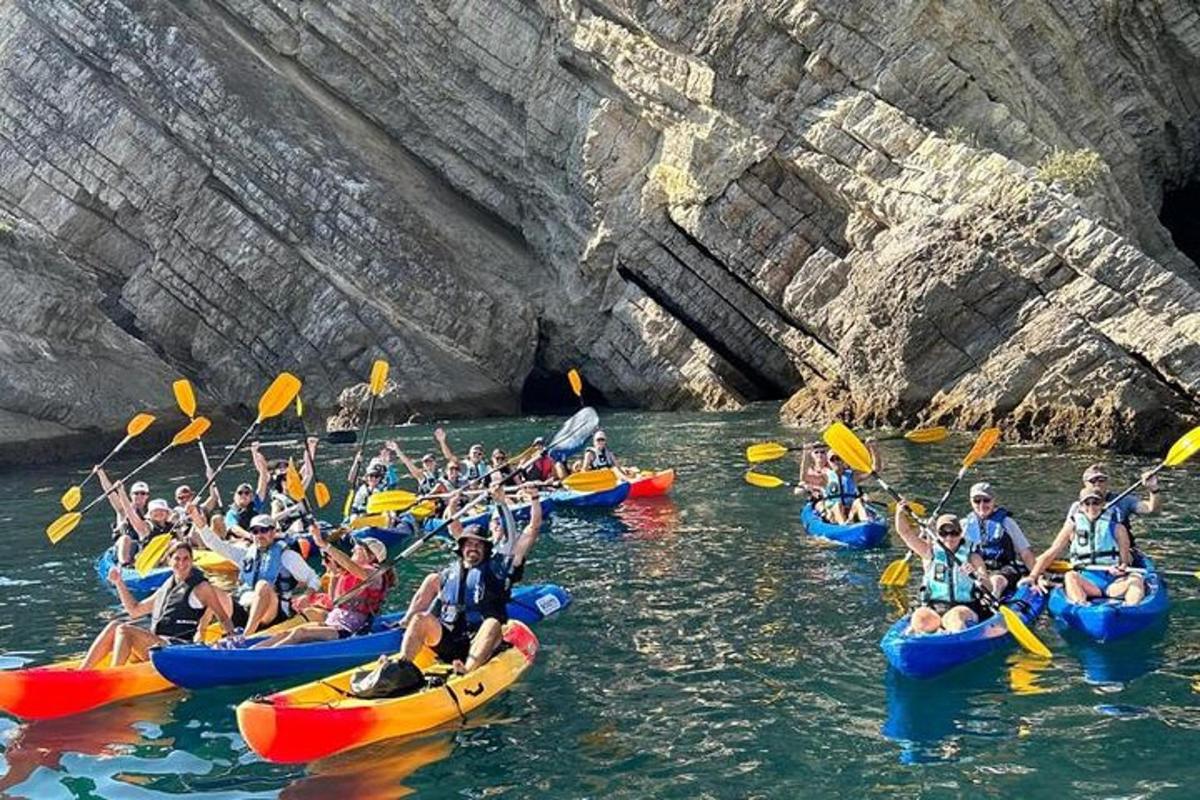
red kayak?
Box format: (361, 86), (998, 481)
(626, 469), (675, 498)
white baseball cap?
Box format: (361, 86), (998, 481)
(147, 499), (171, 513)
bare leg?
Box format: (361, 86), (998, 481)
(243, 581), (281, 636)
(988, 574), (1009, 596)
(399, 613), (443, 662)
(252, 624), (339, 649)
(116, 535), (136, 567)
(111, 624), (166, 667)
(1107, 575), (1146, 606)
(941, 606), (979, 633)
(456, 618), (503, 673)
(848, 499), (869, 523)
(1064, 572), (1104, 604)
(79, 620), (122, 670)
(829, 503), (849, 525)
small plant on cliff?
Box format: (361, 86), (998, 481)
(1036, 148), (1107, 195)
(944, 125), (978, 147)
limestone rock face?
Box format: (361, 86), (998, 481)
(0, 0), (1197, 461)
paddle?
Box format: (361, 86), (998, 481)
(568, 368), (584, 407)
(46, 416), (211, 544)
(1047, 559), (1200, 580)
(824, 422), (1049, 658)
(134, 533), (172, 576)
(878, 428), (1001, 587)
(295, 396), (331, 508)
(189, 373), (303, 504)
(1103, 425), (1200, 513)
(342, 360), (390, 520)
(172, 379), (214, 477)
(745, 426), (947, 464)
(60, 413), (156, 511)
(366, 469), (615, 518)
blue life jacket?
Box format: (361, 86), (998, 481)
(592, 447), (615, 468)
(1070, 511), (1121, 565)
(463, 460), (488, 483)
(239, 541), (295, 595)
(822, 468), (859, 510)
(923, 539), (977, 604)
(964, 508), (1017, 569)
(437, 558), (509, 637)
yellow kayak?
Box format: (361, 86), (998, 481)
(236, 621), (539, 763)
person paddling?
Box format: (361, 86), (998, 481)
(195, 507), (320, 637)
(391, 484), (542, 677)
(962, 482), (1036, 596)
(795, 443), (829, 499)
(1025, 485), (1145, 606)
(821, 441), (878, 524)
(79, 541), (236, 669)
(96, 472), (151, 567)
(1065, 463), (1162, 546)
(253, 528), (395, 647)
(895, 506), (989, 633)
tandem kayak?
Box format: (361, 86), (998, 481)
(1048, 559), (1169, 643)
(880, 586), (1047, 679)
(625, 468), (676, 498)
(550, 481), (631, 508)
(150, 583), (571, 690)
(94, 547), (238, 596)
(800, 503), (887, 549)
(236, 620), (539, 763)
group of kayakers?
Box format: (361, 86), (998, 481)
(79, 426), (623, 686)
(892, 465), (1161, 634)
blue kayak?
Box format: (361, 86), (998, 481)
(881, 586), (1047, 679)
(149, 583), (572, 689)
(549, 482), (631, 508)
(800, 503), (887, 548)
(1047, 558), (1168, 643)
(94, 548), (169, 596)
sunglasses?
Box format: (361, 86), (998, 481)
(971, 496), (992, 504)
(132, 491), (149, 496)
(448, 466), (461, 472)
(938, 527), (963, 537)
(236, 489), (253, 496)
(251, 527), (274, 534)
(1086, 476), (1107, 484)
(1082, 498), (1104, 507)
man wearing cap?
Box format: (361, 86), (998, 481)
(1026, 485), (1144, 605)
(962, 482), (1036, 596)
(96, 470), (152, 566)
(581, 430), (626, 475)
(393, 484), (543, 676)
(394, 447), (442, 495)
(195, 506), (320, 636)
(1065, 463), (1162, 546)
(433, 428), (491, 487)
(895, 503), (989, 633)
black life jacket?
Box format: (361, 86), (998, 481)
(150, 568), (207, 641)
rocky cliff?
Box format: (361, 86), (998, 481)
(0, 0), (1197, 463)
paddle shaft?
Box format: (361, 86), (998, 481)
(347, 390), (380, 491)
(1103, 462), (1164, 514)
(77, 432), (136, 494)
(78, 441), (178, 514)
(193, 422), (260, 501)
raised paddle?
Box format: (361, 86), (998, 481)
(46, 416), (211, 544)
(1102, 425), (1200, 514)
(824, 422), (1050, 659)
(366, 468), (616, 518)
(172, 379), (214, 478)
(60, 412), (156, 511)
(189, 373), (303, 504)
(878, 427), (1001, 588)
(342, 359), (390, 519)
(568, 368), (584, 407)
(134, 531), (173, 576)
(745, 427), (948, 464)
(295, 396), (331, 508)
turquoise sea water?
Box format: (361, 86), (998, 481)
(0, 404), (1197, 798)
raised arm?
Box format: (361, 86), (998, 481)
(433, 428), (457, 462)
(250, 442), (270, 503)
(894, 503), (931, 560)
(395, 447), (423, 482)
(108, 568), (156, 618)
(311, 523), (371, 580)
(510, 488), (543, 569)
(300, 436), (318, 488)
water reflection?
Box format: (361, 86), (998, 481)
(281, 731), (455, 799)
(1069, 624), (1167, 688)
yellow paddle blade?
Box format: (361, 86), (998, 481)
(411, 500), (437, 520)
(963, 427), (1001, 469)
(314, 481), (331, 508)
(510, 443), (541, 466)
(173, 379), (197, 418)
(905, 426), (948, 444)
(171, 416), (211, 446)
(564, 468), (619, 492)
(878, 556), (911, 587)
(350, 512), (390, 530)
(295, 396), (304, 418)
(745, 442), (789, 463)
(823, 422), (874, 474)
(369, 360), (389, 395)
(744, 471), (785, 489)
(342, 490), (354, 520)
(257, 373), (302, 422)
(1048, 560), (1072, 573)
(60, 485), (82, 511)
(367, 489), (419, 514)
(127, 412), (156, 437)
(46, 512), (83, 544)
(285, 458), (306, 503)
(1165, 425), (1200, 468)
(886, 499), (928, 518)
(134, 533), (172, 577)
(999, 604), (1051, 658)
(568, 368), (583, 397)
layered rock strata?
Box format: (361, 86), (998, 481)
(0, 0), (1197, 461)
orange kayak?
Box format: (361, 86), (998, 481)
(237, 621), (539, 763)
(626, 468), (676, 498)
(0, 659), (172, 721)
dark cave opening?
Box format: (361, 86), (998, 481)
(520, 366), (606, 415)
(1160, 179), (1200, 266)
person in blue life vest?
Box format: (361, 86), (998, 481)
(433, 428), (490, 486)
(78, 541), (236, 669)
(821, 440), (879, 524)
(1024, 485), (1145, 605)
(895, 505), (989, 634)
(961, 482), (1035, 596)
(1064, 463), (1161, 546)
(391, 484), (543, 676)
(195, 506), (321, 637)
